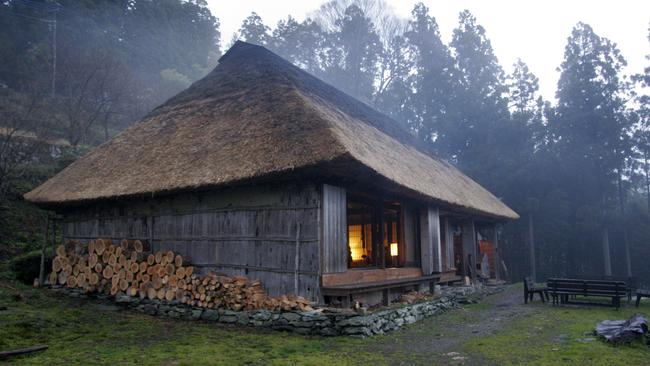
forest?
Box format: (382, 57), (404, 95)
(1, 0), (649, 285)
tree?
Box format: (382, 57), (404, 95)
(323, 5), (382, 102)
(447, 10), (509, 182)
(269, 16), (327, 74)
(238, 12), (270, 46)
(634, 23), (650, 212)
(0, 89), (50, 200)
(53, 48), (133, 148)
(402, 3), (456, 144)
(552, 22), (632, 275)
(504, 60), (548, 281)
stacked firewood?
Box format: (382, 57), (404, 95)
(399, 291), (427, 304)
(48, 239), (313, 312)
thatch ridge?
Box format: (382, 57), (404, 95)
(24, 41), (518, 220)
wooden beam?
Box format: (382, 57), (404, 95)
(493, 223), (500, 281)
(420, 205), (442, 275)
(321, 184), (347, 273)
(0, 345), (48, 360)
(462, 220), (477, 280)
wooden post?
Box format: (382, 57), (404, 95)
(493, 223), (500, 281)
(419, 205), (441, 275)
(321, 184), (347, 273)
(51, 217), (56, 258)
(462, 220), (476, 281)
(294, 222), (301, 295)
(378, 202), (385, 268)
(38, 216), (50, 286)
(419, 207), (432, 275)
(445, 218), (453, 271)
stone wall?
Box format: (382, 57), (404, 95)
(51, 285), (502, 337)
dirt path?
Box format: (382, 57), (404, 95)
(368, 285), (532, 365)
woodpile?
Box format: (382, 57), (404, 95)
(399, 291), (427, 304)
(47, 239), (313, 312)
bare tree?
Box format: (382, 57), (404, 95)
(54, 48), (133, 148)
(0, 88), (51, 200)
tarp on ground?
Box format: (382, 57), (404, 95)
(596, 314), (648, 343)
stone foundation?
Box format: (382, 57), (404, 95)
(51, 285), (502, 336)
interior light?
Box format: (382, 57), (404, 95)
(390, 242), (398, 257)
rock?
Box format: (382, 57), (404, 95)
(338, 316), (372, 327)
(236, 312), (250, 325)
(282, 312), (301, 322)
(115, 294), (131, 303)
(220, 315), (238, 323)
(253, 310), (272, 322)
(191, 309), (203, 319)
(291, 321), (315, 328)
(318, 327), (339, 336)
(201, 309), (219, 321)
(342, 326), (372, 337)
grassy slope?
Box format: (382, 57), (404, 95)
(463, 301), (650, 365)
(1, 282), (649, 365)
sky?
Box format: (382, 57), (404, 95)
(207, 0), (650, 102)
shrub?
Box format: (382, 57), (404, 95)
(10, 250), (52, 284)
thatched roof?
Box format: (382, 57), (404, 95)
(25, 41), (518, 220)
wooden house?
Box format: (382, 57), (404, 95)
(25, 42), (518, 306)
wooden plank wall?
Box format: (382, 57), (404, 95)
(461, 220), (477, 279)
(402, 204), (419, 267)
(321, 184), (347, 274)
(60, 183), (322, 302)
(444, 217), (454, 270)
(419, 205), (442, 275)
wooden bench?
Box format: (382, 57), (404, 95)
(547, 278), (627, 309)
(568, 274), (637, 303)
(322, 274), (440, 307)
(524, 276), (548, 303)
(635, 289), (650, 307)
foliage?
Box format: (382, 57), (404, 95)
(464, 302), (650, 365)
(10, 249), (52, 284)
(1, 283), (649, 365)
(0, 0), (220, 253)
(1, 0), (649, 283)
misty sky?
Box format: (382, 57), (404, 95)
(207, 0), (650, 103)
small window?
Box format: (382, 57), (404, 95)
(347, 196), (404, 269)
(383, 203), (402, 268)
(347, 200), (374, 268)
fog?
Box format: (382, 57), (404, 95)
(1, 0), (650, 285)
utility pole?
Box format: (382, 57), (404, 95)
(48, 1), (60, 97)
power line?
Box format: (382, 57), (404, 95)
(0, 3), (59, 95)
(0, 7), (55, 23)
(48, 0), (58, 97)
(8, 0), (59, 12)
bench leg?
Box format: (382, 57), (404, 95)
(538, 291), (545, 303)
(524, 289), (528, 304)
(636, 295), (641, 308)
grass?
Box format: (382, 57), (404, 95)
(463, 302), (650, 366)
(1, 281), (649, 365)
